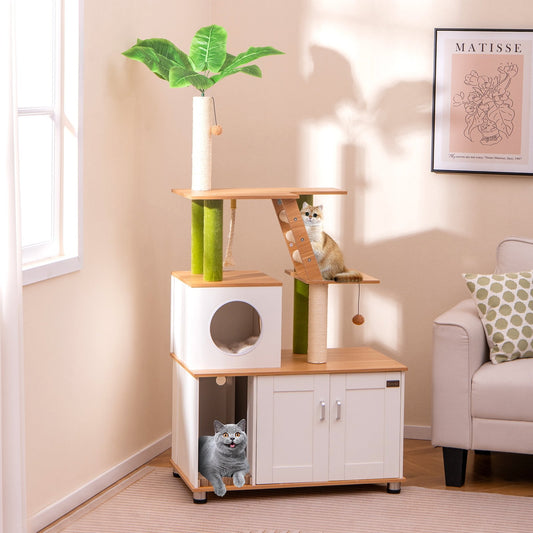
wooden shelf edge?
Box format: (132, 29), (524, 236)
(171, 459), (405, 494)
(285, 269), (380, 285)
(170, 347), (408, 378)
(171, 187), (348, 200)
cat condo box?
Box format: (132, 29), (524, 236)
(171, 271), (282, 371)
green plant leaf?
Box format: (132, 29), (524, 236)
(219, 53), (236, 71)
(222, 46), (283, 72)
(189, 25), (227, 73)
(136, 38), (191, 69)
(238, 64), (262, 77)
(122, 45), (178, 81)
(211, 64), (262, 83)
(169, 66), (215, 91)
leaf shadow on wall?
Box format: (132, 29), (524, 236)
(301, 45), (366, 121)
(373, 80), (433, 155)
(299, 45), (433, 154)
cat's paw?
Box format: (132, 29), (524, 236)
(213, 483), (227, 497)
(233, 472), (246, 488)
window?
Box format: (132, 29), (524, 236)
(14, 0), (82, 285)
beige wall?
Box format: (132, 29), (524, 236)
(23, 0), (533, 519)
(23, 0), (208, 517)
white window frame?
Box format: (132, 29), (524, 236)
(16, 0), (83, 285)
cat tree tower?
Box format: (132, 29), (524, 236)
(169, 100), (406, 503)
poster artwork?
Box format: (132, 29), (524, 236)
(432, 30), (533, 174)
(449, 42), (525, 162)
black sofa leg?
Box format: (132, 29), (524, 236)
(442, 447), (467, 487)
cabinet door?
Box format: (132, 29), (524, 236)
(254, 374), (329, 484)
(329, 372), (403, 481)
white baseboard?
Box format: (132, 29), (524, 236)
(404, 425), (432, 440)
(29, 433), (172, 533)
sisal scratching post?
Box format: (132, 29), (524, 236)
(191, 200), (204, 274)
(307, 284), (328, 363)
(203, 200), (223, 281)
(190, 96), (214, 274)
(293, 279), (309, 354)
(191, 96), (214, 191)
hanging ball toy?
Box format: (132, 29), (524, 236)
(352, 284), (365, 325)
(210, 124), (223, 136)
(352, 314), (365, 325)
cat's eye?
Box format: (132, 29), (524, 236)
(235, 432), (241, 437)
(223, 432), (229, 438)
(313, 213), (318, 217)
(305, 212), (309, 216)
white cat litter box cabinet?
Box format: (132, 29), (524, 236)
(170, 348), (406, 503)
(171, 270), (282, 371)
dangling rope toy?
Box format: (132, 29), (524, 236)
(223, 198), (237, 267)
(352, 284), (365, 325)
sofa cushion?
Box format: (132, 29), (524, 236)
(472, 359), (533, 422)
(463, 271), (533, 364)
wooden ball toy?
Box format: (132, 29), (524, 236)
(210, 124), (223, 135)
(352, 314), (365, 325)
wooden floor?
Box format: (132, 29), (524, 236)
(149, 439), (533, 497)
(402, 439), (533, 497)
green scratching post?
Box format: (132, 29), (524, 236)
(191, 200), (204, 274)
(297, 194), (313, 210)
(203, 200), (223, 281)
(293, 279), (309, 354)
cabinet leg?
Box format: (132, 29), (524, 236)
(193, 491), (207, 504)
(386, 482), (401, 494)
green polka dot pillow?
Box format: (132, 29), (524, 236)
(463, 271), (533, 364)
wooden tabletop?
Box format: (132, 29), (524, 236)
(171, 347), (407, 378)
(171, 187), (348, 200)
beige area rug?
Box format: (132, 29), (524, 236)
(44, 466), (533, 533)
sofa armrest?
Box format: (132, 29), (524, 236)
(432, 299), (489, 450)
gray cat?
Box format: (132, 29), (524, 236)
(198, 419), (249, 497)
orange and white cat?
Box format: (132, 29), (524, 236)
(300, 202), (362, 282)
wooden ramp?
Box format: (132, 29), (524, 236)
(272, 198), (323, 284)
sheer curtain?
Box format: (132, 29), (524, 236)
(0, 0), (27, 532)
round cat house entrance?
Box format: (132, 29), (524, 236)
(210, 301), (262, 355)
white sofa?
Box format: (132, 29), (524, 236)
(432, 237), (533, 486)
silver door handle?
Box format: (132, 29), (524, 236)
(320, 401), (326, 421)
(336, 400), (342, 420)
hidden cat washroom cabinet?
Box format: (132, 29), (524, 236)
(170, 187), (407, 503)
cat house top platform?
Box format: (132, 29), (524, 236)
(173, 270), (282, 288)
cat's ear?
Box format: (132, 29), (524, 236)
(236, 418), (246, 432)
(316, 205), (323, 211)
(301, 201), (310, 209)
(214, 420), (224, 433)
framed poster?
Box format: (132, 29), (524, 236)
(432, 28), (533, 174)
